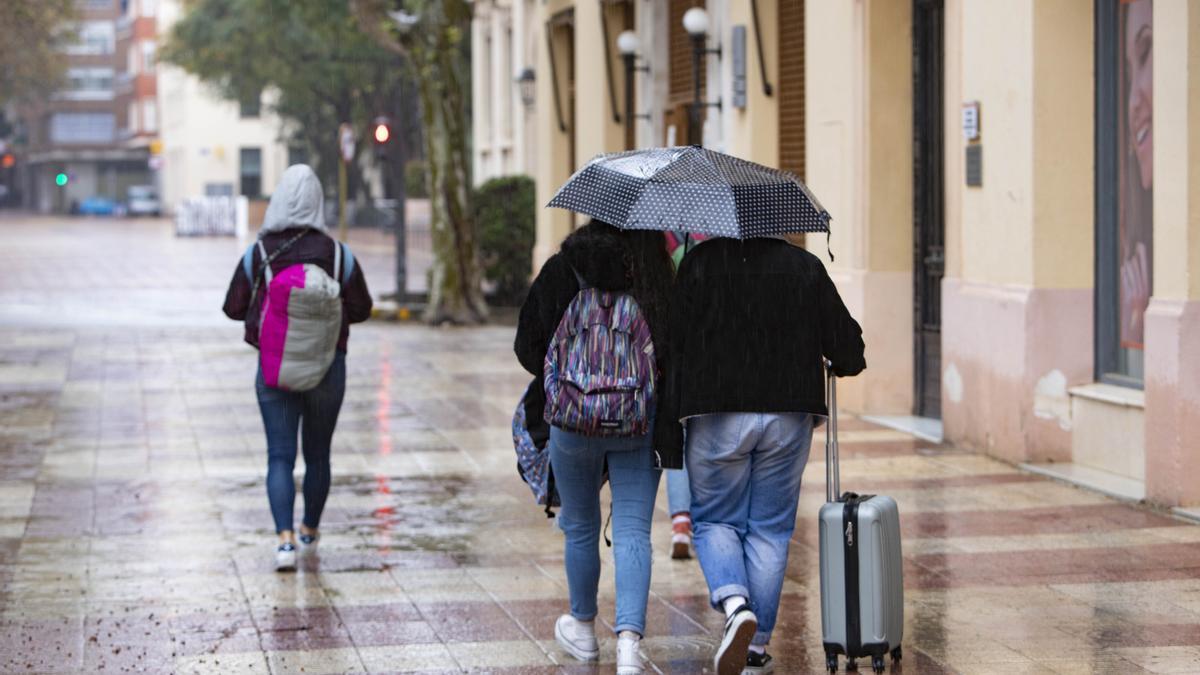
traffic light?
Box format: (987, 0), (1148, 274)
(55, 172), (68, 187)
(372, 116), (392, 159)
(1, 153), (13, 169)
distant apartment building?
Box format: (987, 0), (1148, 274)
(19, 0), (152, 213)
(155, 0), (290, 213)
(117, 0), (159, 157)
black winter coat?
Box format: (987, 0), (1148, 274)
(514, 223), (683, 468)
(662, 237), (865, 430)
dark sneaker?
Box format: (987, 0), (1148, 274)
(714, 606), (757, 675)
(744, 650), (774, 674)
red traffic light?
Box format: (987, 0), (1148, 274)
(0, 154), (13, 169)
(372, 116), (392, 145)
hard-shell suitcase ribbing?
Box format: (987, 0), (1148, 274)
(818, 366), (904, 673)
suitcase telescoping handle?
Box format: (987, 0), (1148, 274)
(825, 359), (841, 504)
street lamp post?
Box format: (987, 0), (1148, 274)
(683, 7), (721, 146)
(616, 30), (649, 150)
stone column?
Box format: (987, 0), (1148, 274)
(805, 0), (913, 414)
(941, 0), (1093, 463)
(1144, 0), (1200, 508)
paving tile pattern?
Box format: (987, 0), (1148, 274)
(1, 217), (1199, 674)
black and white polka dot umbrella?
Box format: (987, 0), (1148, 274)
(547, 146), (831, 239)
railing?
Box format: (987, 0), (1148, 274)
(174, 196), (248, 237)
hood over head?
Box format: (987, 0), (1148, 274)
(260, 164), (326, 235)
(559, 220), (629, 291)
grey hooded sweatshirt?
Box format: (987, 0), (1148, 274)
(223, 164), (373, 351)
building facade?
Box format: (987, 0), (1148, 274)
(470, 0), (539, 185)
(508, 0), (1199, 514)
(18, 0), (153, 213)
(155, 0), (290, 212)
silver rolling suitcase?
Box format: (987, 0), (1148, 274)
(818, 367), (904, 674)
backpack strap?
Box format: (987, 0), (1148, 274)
(333, 237), (342, 283)
(257, 241), (272, 284)
(340, 243), (355, 285)
(568, 264), (589, 291)
(241, 244), (257, 282)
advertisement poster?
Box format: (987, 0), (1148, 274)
(1118, 0), (1153, 349)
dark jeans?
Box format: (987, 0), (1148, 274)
(255, 352), (346, 534)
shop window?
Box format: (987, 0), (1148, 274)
(239, 147), (262, 197)
(1095, 0), (1153, 387)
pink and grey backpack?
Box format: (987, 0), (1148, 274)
(543, 269), (657, 437)
(242, 231), (354, 392)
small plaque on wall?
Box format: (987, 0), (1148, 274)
(732, 25), (747, 109)
(965, 144), (983, 187)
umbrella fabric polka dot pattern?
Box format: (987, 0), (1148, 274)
(546, 146), (831, 239)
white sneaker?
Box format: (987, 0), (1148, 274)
(715, 607), (757, 675)
(617, 633), (645, 674)
(554, 614), (599, 662)
(275, 543), (297, 572)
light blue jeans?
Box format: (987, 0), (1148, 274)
(666, 465), (691, 516)
(686, 412), (814, 646)
(549, 425), (662, 636)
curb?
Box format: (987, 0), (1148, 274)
(370, 301), (425, 322)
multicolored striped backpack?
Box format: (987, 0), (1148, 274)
(544, 268), (656, 437)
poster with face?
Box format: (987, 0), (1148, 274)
(1119, 0), (1153, 349)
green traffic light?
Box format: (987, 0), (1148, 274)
(55, 173), (68, 187)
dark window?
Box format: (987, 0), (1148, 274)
(239, 93), (261, 118)
(239, 147), (262, 197)
(1095, 0), (1153, 387)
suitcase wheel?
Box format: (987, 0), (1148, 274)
(826, 655), (838, 674)
(891, 646), (902, 663)
(871, 655), (886, 673)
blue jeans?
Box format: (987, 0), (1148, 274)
(667, 465), (691, 516)
(686, 413), (814, 646)
(256, 353), (346, 534)
(549, 425), (662, 636)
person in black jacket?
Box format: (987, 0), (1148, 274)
(514, 220), (678, 674)
(662, 236), (865, 675)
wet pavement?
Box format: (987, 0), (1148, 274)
(1, 215), (1199, 674)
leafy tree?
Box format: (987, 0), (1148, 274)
(352, 0), (485, 324)
(159, 0), (412, 221)
(0, 0), (77, 106)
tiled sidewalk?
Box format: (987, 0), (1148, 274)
(1, 216), (1199, 674)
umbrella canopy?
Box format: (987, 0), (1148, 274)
(547, 146), (831, 239)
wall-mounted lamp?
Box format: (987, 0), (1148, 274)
(683, 7), (722, 146)
(516, 67), (536, 108)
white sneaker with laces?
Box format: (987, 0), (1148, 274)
(554, 614), (599, 662)
(617, 633), (644, 674)
(275, 543), (297, 572)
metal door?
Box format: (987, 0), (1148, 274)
(912, 0), (944, 418)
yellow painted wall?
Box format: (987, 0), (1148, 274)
(533, 0), (577, 268)
(806, 0), (863, 272)
(1031, 0), (1094, 289)
(1154, 0), (1200, 301)
(864, 0), (913, 274)
(943, 0), (963, 279)
(958, 0), (1035, 286)
(725, 0), (779, 167)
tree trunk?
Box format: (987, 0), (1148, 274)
(414, 30), (486, 324)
